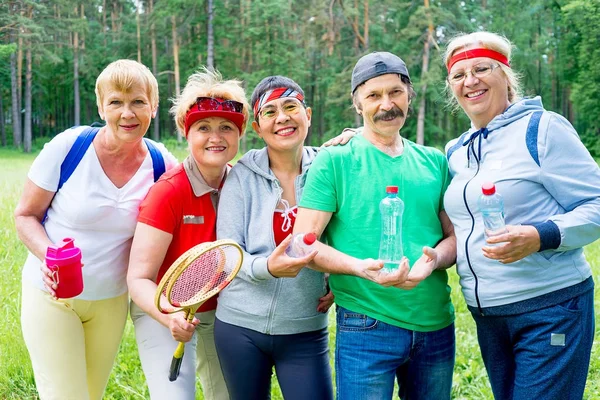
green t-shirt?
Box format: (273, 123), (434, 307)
(300, 135), (454, 332)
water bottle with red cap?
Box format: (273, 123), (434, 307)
(379, 185), (405, 272)
(286, 233), (317, 258)
(45, 238), (84, 298)
(478, 182), (508, 243)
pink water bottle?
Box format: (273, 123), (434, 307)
(45, 238), (83, 298)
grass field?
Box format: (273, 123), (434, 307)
(0, 147), (598, 399)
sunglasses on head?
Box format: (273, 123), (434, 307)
(195, 97), (244, 113)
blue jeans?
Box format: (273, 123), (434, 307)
(335, 305), (455, 400)
(471, 290), (595, 400)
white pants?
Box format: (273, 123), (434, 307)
(130, 302), (229, 400)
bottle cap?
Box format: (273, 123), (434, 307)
(386, 186), (398, 194)
(482, 182), (496, 195)
(303, 233), (317, 245)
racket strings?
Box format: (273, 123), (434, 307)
(168, 244), (241, 307)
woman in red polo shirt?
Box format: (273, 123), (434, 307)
(127, 68), (249, 400)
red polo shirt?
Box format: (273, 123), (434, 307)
(138, 157), (226, 312)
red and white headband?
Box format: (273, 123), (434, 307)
(253, 87), (305, 118)
(447, 48), (510, 71)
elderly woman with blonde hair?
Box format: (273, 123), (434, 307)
(443, 31), (600, 400)
(128, 68), (249, 400)
(14, 59), (177, 400)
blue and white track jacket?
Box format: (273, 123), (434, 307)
(444, 96), (600, 311)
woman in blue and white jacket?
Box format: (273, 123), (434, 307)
(443, 31), (600, 400)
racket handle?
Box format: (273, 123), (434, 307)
(168, 342), (186, 382)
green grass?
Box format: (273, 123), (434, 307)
(1, 147), (599, 399)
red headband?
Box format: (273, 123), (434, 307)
(184, 99), (245, 137)
(252, 87), (305, 118)
(447, 48), (510, 71)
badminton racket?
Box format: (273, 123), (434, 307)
(154, 239), (243, 381)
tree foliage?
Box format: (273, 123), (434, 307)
(0, 0), (598, 155)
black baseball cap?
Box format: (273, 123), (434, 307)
(351, 52), (411, 94)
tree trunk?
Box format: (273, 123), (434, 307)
(111, 1), (117, 34)
(74, 5), (80, 127)
(24, 44), (32, 153)
(10, 50), (22, 148)
(172, 16), (182, 143)
(136, 3), (141, 63)
(17, 33), (23, 112)
(103, 0), (107, 46)
(149, 0), (159, 141)
(327, 0), (335, 55)
(0, 88), (5, 147)
(207, 0), (214, 69)
(352, 0), (362, 127)
(81, 4), (85, 50)
(416, 0), (433, 145)
(363, 0), (369, 50)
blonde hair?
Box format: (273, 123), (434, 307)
(443, 31), (522, 110)
(95, 59), (159, 110)
(170, 68), (250, 136)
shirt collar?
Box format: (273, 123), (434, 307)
(183, 156), (229, 198)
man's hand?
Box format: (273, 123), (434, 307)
(395, 246), (438, 290)
(483, 225), (540, 264)
(267, 234), (317, 278)
(353, 258), (410, 288)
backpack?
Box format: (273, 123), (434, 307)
(43, 126), (166, 224)
(58, 126), (166, 190)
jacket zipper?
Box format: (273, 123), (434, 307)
(265, 180), (283, 334)
(463, 140), (485, 316)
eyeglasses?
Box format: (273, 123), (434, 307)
(194, 97), (244, 113)
(447, 62), (500, 85)
(258, 100), (303, 120)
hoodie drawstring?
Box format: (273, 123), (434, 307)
(276, 199), (297, 232)
(462, 127), (489, 168)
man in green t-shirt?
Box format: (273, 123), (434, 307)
(293, 52), (456, 400)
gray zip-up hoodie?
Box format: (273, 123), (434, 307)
(216, 147), (328, 334)
(444, 97), (600, 310)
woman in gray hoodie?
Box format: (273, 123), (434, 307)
(214, 76), (334, 400)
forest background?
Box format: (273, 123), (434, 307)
(1, 0), (599, 154)
(1, 1), (600, 399)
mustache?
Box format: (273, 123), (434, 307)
(373, 107), (405, 122)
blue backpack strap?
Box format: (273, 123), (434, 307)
(526, 111), (543, 166)
(58, 126), (100, 190)
(143, 138), (166, 182)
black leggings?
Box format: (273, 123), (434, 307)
(214, 318), (333, 400)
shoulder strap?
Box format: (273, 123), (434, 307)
(58, 126), (100, 190)
(525, 111), (543, 166)
(143, 138), (166, 182)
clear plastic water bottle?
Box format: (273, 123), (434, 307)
(378, 186), (404, 272)
(477, 182), (508, 243)
(286, 233), (317, 258)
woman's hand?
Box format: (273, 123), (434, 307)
(40, 262), (58, 298)
(168, 312), (199, 343)
(482, 224), (541, 264)
(267, 234), (318, 278)
(321, 128), (358, 147)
